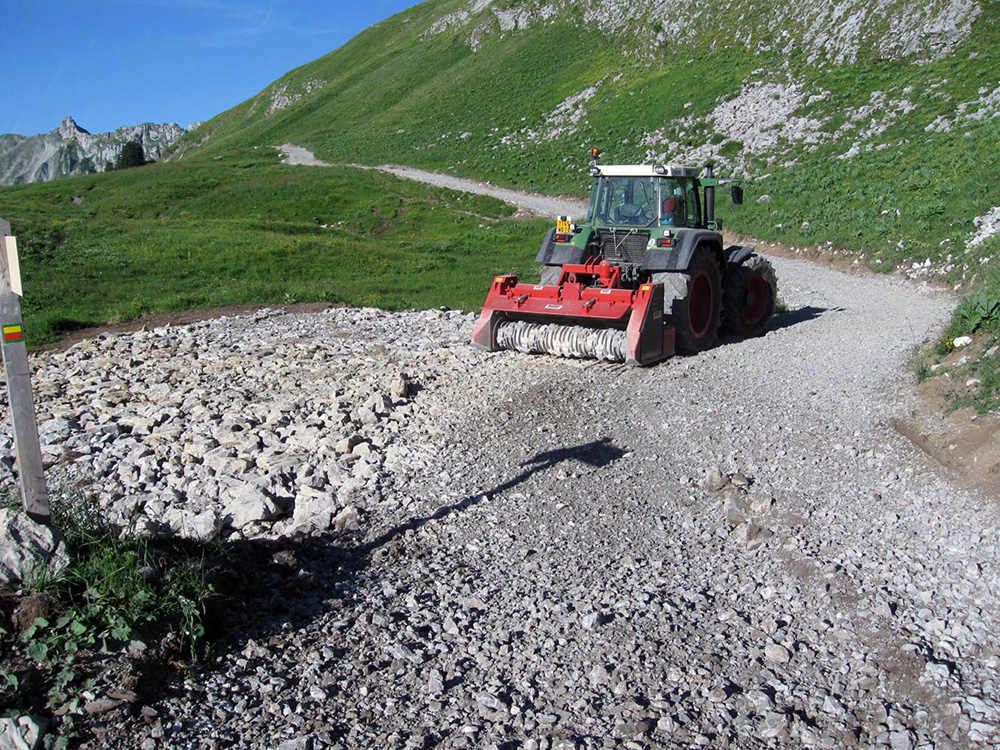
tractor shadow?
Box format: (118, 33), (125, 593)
(713, 305), (831, 350)
(361, 437), (624, 554)
(196, 438), (626, 674)
(769, 304), (834, 332)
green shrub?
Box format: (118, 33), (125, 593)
(718, 140), (743, 157)
(953, 288), (1000, 336)
(1, 493), (216, 716)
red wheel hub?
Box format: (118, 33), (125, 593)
(689, 269), (713, 337)
(742, 274), (770, 324)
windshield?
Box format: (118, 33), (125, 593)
(587, 176), (701, 228)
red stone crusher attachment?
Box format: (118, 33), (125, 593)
(470, 260), (675, 366)
(471, 158), (778, 366)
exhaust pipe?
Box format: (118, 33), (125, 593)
(704, 162), (715, 225)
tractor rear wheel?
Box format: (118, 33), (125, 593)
(722, 254), (777, 338)
(654, 246), (722, 354)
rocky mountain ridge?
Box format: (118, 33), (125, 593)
(427, 0), (980, 63)
(0, 116), (187, 186)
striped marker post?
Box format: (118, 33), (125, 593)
(0, 218), (49, 522)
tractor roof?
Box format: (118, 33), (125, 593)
(590, 164), (701, 178)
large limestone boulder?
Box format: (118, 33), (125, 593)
(0, 509), (68, 586)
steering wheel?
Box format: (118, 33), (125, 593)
(617, 203), (647, 225)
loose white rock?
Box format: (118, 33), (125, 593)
(0, 510), (68, 585)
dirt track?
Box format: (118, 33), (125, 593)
(278, 144), (588, 219)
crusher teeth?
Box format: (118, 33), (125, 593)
(495, 320), (629, 362)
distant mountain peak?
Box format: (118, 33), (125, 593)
(0, 118), (186, 186)
(59, 116), (90, 139)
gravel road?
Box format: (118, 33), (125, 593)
(278, 144), (588, 219)
(4, 154), (999, 749)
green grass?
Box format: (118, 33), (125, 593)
(945, 279), (1000, 341)
(2, 150), (548, 345)
(953, 346), (1000, 413)
(0, 491), (216, 721)
(155, 0), (1000, 299)
(915, 333), (1000, 415)
(908, 243), (1000, 412)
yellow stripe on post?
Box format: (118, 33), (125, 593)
(2, 324), (23, 342)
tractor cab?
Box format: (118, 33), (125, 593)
(586, 165), (704, 229)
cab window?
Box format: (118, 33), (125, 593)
(587, 176), (657, 226)
(683, 180), (701, 227)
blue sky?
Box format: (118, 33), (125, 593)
(1, 0), (420, 137)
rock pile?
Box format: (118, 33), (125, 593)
(1, 307), (476, 544)
(0, 508), (67, 585)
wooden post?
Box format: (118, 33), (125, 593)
(0, 218), (50, 522)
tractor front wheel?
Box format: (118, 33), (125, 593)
(654, 246), (722, 354)
(722, 254), (778, 338)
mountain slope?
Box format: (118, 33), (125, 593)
(169, 0), (1000, 287)
(0, 116), (186, 185)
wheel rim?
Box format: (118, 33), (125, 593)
(742, 274), (771, 325)
(689, 270), (713, 337)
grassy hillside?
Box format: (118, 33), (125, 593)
(1, 150), (547, 344)
(169, 0), (1000, 285)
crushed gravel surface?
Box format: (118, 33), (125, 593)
(6, 244), (1000, 748)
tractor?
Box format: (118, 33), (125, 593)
(471, 157), (777, 365)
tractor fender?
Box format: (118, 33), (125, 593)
(641, 229), (723, 273)
(535, 226), (588, 267)
(535, 227), (557, 263)
(724, 244), (756, 266)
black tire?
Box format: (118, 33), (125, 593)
(539, 265), (562, 286)
(722, 254), (777, 338)
(654, 246), (722, 354)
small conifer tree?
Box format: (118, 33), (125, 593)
(115, 140), (146, 170)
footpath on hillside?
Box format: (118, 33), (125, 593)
(278, 143), (588, 219)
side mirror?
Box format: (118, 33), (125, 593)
(731, 185), (744, 205)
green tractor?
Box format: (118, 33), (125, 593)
(473, 160), (777, 365)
